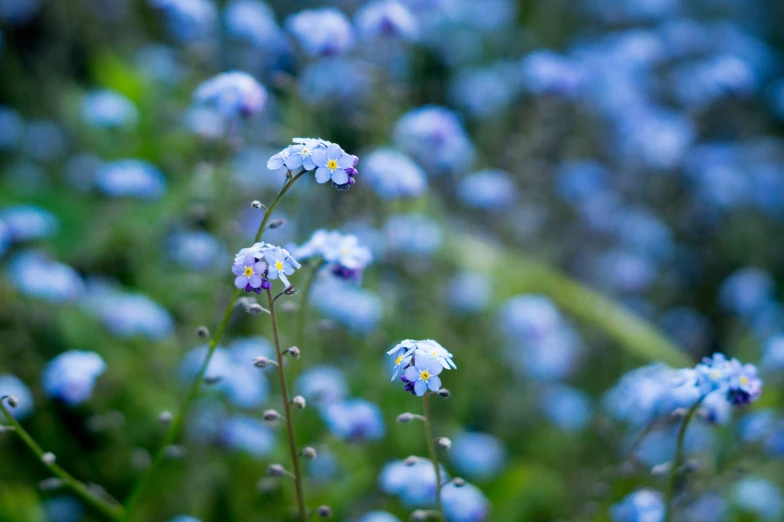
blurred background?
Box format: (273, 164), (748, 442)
(1, 0), (784, 520)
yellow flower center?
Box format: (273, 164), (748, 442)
(243, 266), (254, 277)
(420, 370), (430, 381)
(327, 159), (338, 170)
(431, 351), (438, 357)
(395, 355), (403, 365)
(275, 260), (284, 271)
(740, 376), (749, 385)
(301, 147), (311, 156)
(710, 370), (720, 379)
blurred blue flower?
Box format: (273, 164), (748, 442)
(81, 89), (138, 128)
(362, 148), (427, 199)
(0, 106), (23, 150)
(0, 374), (33, 419)
(394, 106), (475, 174)
(42, 351), (106, 406)
(167, 230), (225, 271)
(683, 493), (727, 522)
(311, 278), (382, 333)
(520, 50), (583, 97)
(693, 353), (763, 406)
(762, 335), (784, 372)
(220, 415), (275, 457)
(446, 272), (491, 314)
(555, 160), (609, 204)
(613, 106), (694, 170)
(321, 398), (385, 441)
(43, 496), (85, 522)
(379, 457), (447, 508)
(286, 7), (353, 57)
(356, 0), (417, 41)
(193, 71), (267, 118)
(0, 205), (58, 242)
(307, 446), (339, 482)
(610, 489), (664, 522)
(66, 153), (103, 192)
(634, 423), (715, 467)
(719, 267), (774, 317)
(298, 57), (373, 107)
(670, 55), (757, 110)
(384, 213), (443, 257)
(442, 481), (490, 522)
(167, 517), (202, 522)
(738, 409), (776, 444)
(6, 251), (84, 303)
(683, 142), (748, 210)
(540, 385), (593, 432)
(450, 432), (506, 481)
(450, 63), (519, 119)
(0, 0), (40, 23)
(231, 147), (289, 190)
(224, 0), (283, 49)
(232, 251), (269, 294)
(85, 289), (174, 341)
(135, 44), (183, 85)
(358, 512), (401, 522)
(95, 159), (166, 199)
(403, 358), (443, 396)
(149, 0), (217, 43)
(22, 120), (66, 162)
(457, 169), (517, 210)
(295, 229), (373, 284)
(295, 366), (347, 405)
(732, 477), (783, 520)
(595, 249), (655, 293)
(262, 245), (301, 289)
(184, 107), (226, 140)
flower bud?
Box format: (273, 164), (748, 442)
(438, 388), (450, 398)
(251, 200), (265, 209)
(411, 510), (428, 521)
(284, 285), (297, 296)
(253, 356), (274, 368)
(316, 506), (332, 518)
(6, 395), (19, 408)
(651, 462), (671, 476)
(287, 346), (301, 359)
(403, 455), (419, 467)
(263, 409), (281, 421)
(247, 304), (267, 315)
(268, 464), (286, 477)
(437, 437), (451, 451)
(301, 447), (317, 459)
(268, 219), (286, 229)
(453, 477), (466, 487)
(397, 413), (414, 423)
(41, 452), (56, 465)
(261, 279), (272, 290)
(158, 411), (173, 425)
(196, 326), (210, 338)
(39, 478), (64, 491)
(292, 396), (306, 410)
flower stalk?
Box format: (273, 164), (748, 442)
(662, 396), (706, 522)
(422, 393), (443, 515)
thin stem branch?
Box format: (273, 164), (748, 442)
(423, 393), (443, 514)
(122, 171), (305, 520)
(0, 400), (124, 520)
(295, 259), (321, 351)
(663, 396), (706, 522)
(266, 288), (307, 522)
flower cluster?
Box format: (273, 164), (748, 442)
(295, 229), (373, 283)
(267, 138), (359, 191)
(232, 242), (300, 293)
(686, 353), (764, 406)
(387, 339), (456, 396)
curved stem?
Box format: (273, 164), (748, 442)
(423, 393), (443, 514)
(266, 288), (307, 522)
(122, 171), (305, 520)
(295, 260), (321, 351)
(663, 396), (706, 522)
(0, 399), (124, 520)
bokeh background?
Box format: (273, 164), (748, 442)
(1, 0), (784, 520)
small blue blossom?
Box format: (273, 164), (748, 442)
(232, 251), (269, 293)
(363, 148), (427, 199)
(762, 335), (784, 372)
(286, 7), (354, 57)
(167, 230), (225, 271)
(540, 385), (593, 432)
(0, 374), (34, 419)
(446, 272), (491, 314)
(693, 353), (763, 405)
(298, 57), (373, 108)
(450, 432), (507, 481)
(379, 458), (447, 508)
(295, 366), (347, 405)
(555, 160), (609, 204)
(95, 159), (167, 199)
(520, 50), (583, 97)
(307, 446), (339, 482)
(6, 251), (84, 303)
(267, 138), (360, 191)
(355, 0), (417, 41)
(358, 512), (402, 522)
(193, 71), (267, 118)
(450, 63), (519, 119)
(149, 0), (217, 43)
(456, 169), (518, 210)
(611, 489), (664, 522)
(732, 477), (784, 520)
(321, 398), (385, 441)
(81, 89), (138, 128)
(135, 44), (183, 85)
(442, 481), (490, 522)
(83, 285), (175, 341)
(223, 0), (283, 50)
(310, 278), (383, 333)
(313, 143), (356, 186)
(0, 205), (59, 242)
(220, 415), (275, 457)
(263, 245), (301, 289)
(719, 266), (774, 317)
(295, 229), (373, 283)
(394, 106), (475, 174)
(267, 144), (304, 172)
(402, 352), (444, 395)
(42, 351), (106, 406)
(184, 107), (225, 140)
(670, 55), (757, 110)
(383, 213), (443, 257)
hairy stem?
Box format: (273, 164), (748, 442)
(423, 393), (443, 515)
(663, 397), (705, 522)
(0, 399), (124, 520)
(266, 288), (307, 522)
(122, 171), (305, 520)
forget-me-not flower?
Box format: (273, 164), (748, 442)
(404, 359), (443, 396)
(81, 89), (138, 128)
(263, 246), (300, 289)
(95, 159), (166, 199)
(43, 351), (106, 406)
(321, 398), (386, 441)
(286, 7), (354, 57)
(193, 71), (267, 118)
(232, 252), (269, 293)
(355, 0), (417, 41)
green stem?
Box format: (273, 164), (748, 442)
(423, 393), (443, 515)
(0, 399), (124, 520)
(295, 260), (321, 351)
(122, 171), (305, 520)
(663, 396), (706, 522)
(266, 289), (307, 522)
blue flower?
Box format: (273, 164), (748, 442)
(286, 7), (353, 57)
(167, 230), (225, 271)
(232, 251), (269, 293)
(267, 138), (360, 191)
(321, 398), (385, 441)
(355, 0), (417, 41)
(307, 446), (339, 482)
(298, 57), (373, 107)
(167, 517), (202, 522)
(0, 374), (33, 419)
(95, 159), (167, 199)
(135, 44), (183, 85)
(683, 493), (728, 522)
(220, 415), (275, 457)
(611, 489), (664, 522)
(404, 358), (443, 396)
(263, 246), (300, 289)
(295, 229), (373, 283)
(313, 143), (355, 186)
(446, 272), (491, 314)
(442, 481), (490, 522)
(81, 89), (138, 128)
(394, 106), (475, 174)
(540, 385), (593, 432)
(520, 50), (583, 97)
(223, 0), (283, 49)
(295, 366), (347, 405)
(456, 169), (518, 210)
(450, 432), (507, 481)
(6, 251), (84, 303)
(762, 335), (784, 372)
(719, 267), (774, 317)
(379, 458), (447, 508)
(193, 71), (267, 118)
(554, 160), (609, 204)
(363, 148), (427, 199)
(387, 339), (417, 381)
(358, 512), (402, 522)
(383, 213), (443, 257)
(42, 351), (106, 406)
(693, 353), (763, 405)
(149, 0), (217, 43)
(184, 107), (225, 139)
(311, 278), (382, 333)
(267, 145), (305, 172)
(0, 205), (59, 242)
(43, 496), (84, 522)
(450, 63), (519, 119)
(732, 477), (783, 520)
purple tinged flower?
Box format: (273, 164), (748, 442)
(520, 50), (584, 97)
(232, 252), (268, 293)
(286, 7), (354, 57)
(42, 351), (106, 406)
(442, 481), (490, 522)
(263, 246), (300, 288)
(404, 359), (443, 396)
(312, 143), (354, 185)
(193, 71), (267, 118)
(223, 0), (282, 50)
(321, 398), (386, 441)
(355, 0), (417, 42)
(149, 0), (217, 43)
(726, 359), (762, 406)
(266, 145), (304, 172)
(387, 339), (417, 381)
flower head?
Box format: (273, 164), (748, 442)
(287, 7), (354, 57)
(295, 229), (373, 283)
(388, 339), (455, 395)
(694, 353), (763, 406)
(313, 143), (357, 188)
(404, 358), (443, 396)
(267, 138), (359, 191)
(232, 252), (269, 293)
(193, 71), (267, 118)
(42, 351), (106, 406)
(263, 246), (300, 289)
(81, 89), (138, 129)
